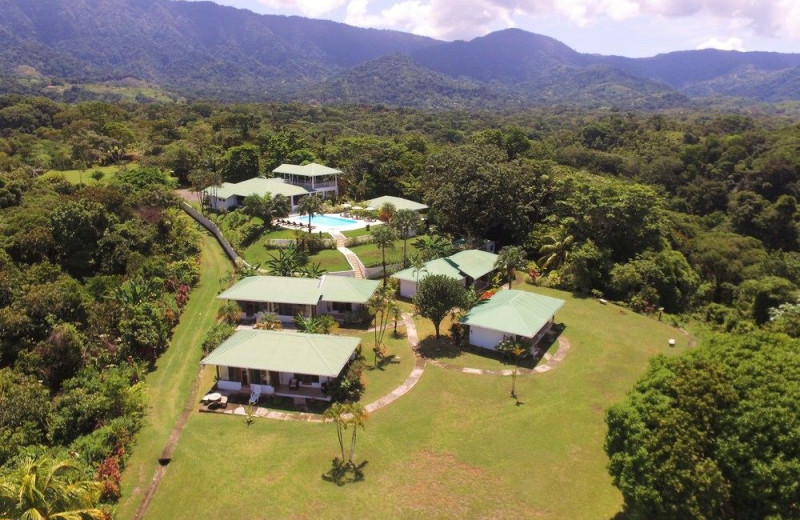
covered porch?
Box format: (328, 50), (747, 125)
(200, 329), (360, 406)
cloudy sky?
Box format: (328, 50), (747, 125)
(187, 0), (800, 57)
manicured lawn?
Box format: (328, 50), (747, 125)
(342, 227), (372, 238)
(116, 233), (232, 520)
(138, 281), (693, 520)
(42, 163), (131, 185)
(243, 245), (350, 273)
(349, 234), (425, 268)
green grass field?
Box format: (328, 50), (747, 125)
(134, 279), (692, 520)
(42, 163), (133, 185)
(349, 235), (424, 268)
(116, 232), (232, 520)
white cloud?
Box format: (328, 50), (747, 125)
(257, 0), (346, 18)
(262, 0), (800, 43)
(696, 36), (746, 51)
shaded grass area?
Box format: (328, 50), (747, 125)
(116, 233), (232, 520)
(349, 234), (426, 268)
(142, 284), (693, 520)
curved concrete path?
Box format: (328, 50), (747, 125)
(223, 313), (426, 422)
(424, 335), (572, 376)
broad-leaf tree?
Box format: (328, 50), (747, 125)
(413, 274), (467, 339)
(605, 331), (800, 520)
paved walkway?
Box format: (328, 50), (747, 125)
(219, 313), (426, 422)
(331, 230), (366, 279)
(424, 335), (572, 375)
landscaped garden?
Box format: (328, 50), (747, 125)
(130, 282), (691, 520)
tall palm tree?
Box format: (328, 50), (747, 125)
(368, 280), (397, 367)
(298, 194), (323, 233)
(538, 227), (574, 271)
(495, 246), (527, 289)
(346, 402), (368, 464)
(392, 209), (420, 268)
(0, 456), (104, 520)
(323, 402), (349, 462)
(371, 225), (397, 286)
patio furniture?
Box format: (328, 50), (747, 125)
(203, 392), (222, 403)
(289, 378), (299, 390)
(218, 395), (228, 408)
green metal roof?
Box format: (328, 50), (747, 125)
(200, 330), (360, 377)
(366, 195), (428, 212)
(320, 276), (380, 303)
(460, 290), (565, 338)
(217, 275), (379, 305)
(204, 178), (309, 199)
(391, 257), (464, 283)
(218, 276), (322, 305)
(447, 249), (499, 280)
(391, 249), (498, 283)
(273, 163), (342, 177)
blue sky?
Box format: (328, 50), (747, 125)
(184, 0), (800, 57)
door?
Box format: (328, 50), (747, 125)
(269, 371), (280, 389)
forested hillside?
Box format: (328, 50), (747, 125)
(2, 0), (800, 107)
(1, 94), (800, 514)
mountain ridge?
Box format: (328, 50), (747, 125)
(1, 0), (799, 107)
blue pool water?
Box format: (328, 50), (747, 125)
(305, 214), (358, 227)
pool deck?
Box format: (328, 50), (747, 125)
(284, 213), (381, 233)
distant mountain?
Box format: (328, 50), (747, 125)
(298, 54), (525, 110)
(0, 0), (799, 108)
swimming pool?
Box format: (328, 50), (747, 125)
(304, 214), (358, 227)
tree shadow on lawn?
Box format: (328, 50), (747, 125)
(417, 335), (462, 360)
(322, 459), (368, 486)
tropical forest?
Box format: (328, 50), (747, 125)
(1, 90), (799, 519)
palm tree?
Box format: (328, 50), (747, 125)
(413, 234), (453, 261)
(371, 225), (397, 286)
(298, 194), (323, 233)
(268, 194), (291, 228)
(346, 402), (368, 464)
(323, 402), (349, 462)
(495, 246), (527, 289)
(392, 209), (420, 268)
(0, 456), (104, 520)
(368, 280), (397, 367)
(538, 227), (574, 272)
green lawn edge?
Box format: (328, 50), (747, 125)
(116, 232), (232, 520)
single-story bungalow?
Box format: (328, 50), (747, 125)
(217, 275), (380, 323)
(201, 329), (360, 401)
(460, 289), (565, 350)
(366, 195), (428, 213)
(204, 177), (311, 211)
(273, 162), (342, 199)
(391, 249), (499, 298)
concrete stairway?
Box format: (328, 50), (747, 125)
(330, 231), (366, 279)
